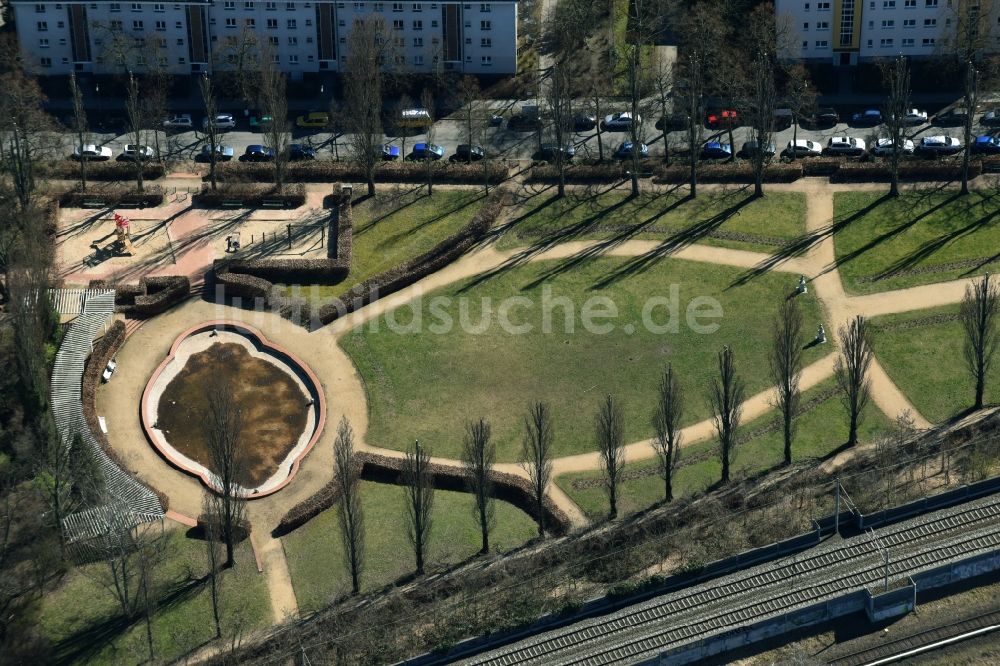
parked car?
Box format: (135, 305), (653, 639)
(614, 141), (649, 160)
(287, 144), (317, 161)
(197, 144), (235, 162)
(825, 136), (867, 157)
(706, 109), (738, 128)
(73, 144), (113, 161)
(971, 135), (1000, 155)
(295, 111), (330, 129)
(249, 112), (273, 131)
(900, 108), (929, 126)
(933, 108), (968, 127)
(489, 114), (504, 127)
(397, 107), (432, 128)
(807, 107), (840, 127)
(655, 113), (687, 132)
(376, 143), (401, 160)
(409, 143), (445, 160)
(450, 144), (485, 162)
(980, 109), (1000, 127)
(508, 113), (543, 131)
(242, 144), (275, 162)
(916, 135), (963, 156)
(162, 114), (193, 130)
(701, 141), (733, 160)
(203, 113), (236, 130)
(571, 114), (597, 132)
(785, 139), (823, 157)
(601, 112), (640, 131)
(773, 108), (794, 130)
(118, 144), (155, 161)
(536, 143), (576, 161)
(851, 109), (883, 126)
(738, 141), (776, 158)
(871, 138), (915, 156)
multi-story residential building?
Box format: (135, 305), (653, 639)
(10, 0), (517, 76)
(777, 0), (1000, 65)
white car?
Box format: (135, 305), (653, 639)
(202, 113), (236, 130)
(601, 112), (641, 131)
(901, 108), (929, 126)
(73, 144), (113, 161)
(825, 136), (866, 156)
(785, 139), (823, 157)
(162, 114), (193, 129)
(916, 135), (962, 156)
(119, 144), (155, 161)
(871, 137), (915, 156)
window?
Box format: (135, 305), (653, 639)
(287, 18), (296, 27)
(392, 2), (403, 10)
(924, 18), (936, 26)
(882, 19), (894, 28)
(110, 20), (122, 29)
(39, 38), (50, 47)
(266, 1), (276, 8)
(802, 40), (808, 48)
(131, 2), (141, 10)
(413, 2), (422, 10)
(272, 54), (279, 63)
(338, 18), (345, 26)
(818, 1), (830, 8)
(288, 36), (297, 44)
(246, 17), (255, 26)
(110, 2), (120, 10)
(413, 19), (422, 29)
(904, 0), (915, 5)
(286, 1), (295, 8)
(431, 19), (437, 26)
(178, 56), (185, 63)
(481, 55), (492, 66)
(226, 17), (237, 27)
(414, 54), (423, 64)
(132, 20), (143, 30)
(339, 36), (346, 43)
(465, 36), (471, 44)
(817, 21), (828, 28)
(925, 0), (937, 5)
(816, 40), (828, 47)
(869, 1), (874, 7)
(34, 4), (45, 13)
(395, 55), (404, 65)
(393, 36), (403, 46)
(922, 37), (935, 45)
(305, 18), (311, 25)
(176, 37), (184, 44)
(880, 37), (894, 46)
(803, 22), (809, 30)
(481, 37), (491, 47)
(903, 18), (915, 26)
(154, 3), (165, 11)
(375, 2), (383, 9)
(59, 37), (67, 44)
(902, 37), (915, 46)
(268, 35), (278, 45)
(289, 54), (298, 63)
(883, 0), (895, 7)
(307, 54), (314, 61)
(480, 19), (491, 29)
(36, 21), (48, 31)
(40, 57), (52, 68)
(175, 20), (182, 27)
(225, 0), (235, 7)
(267, 18), (278, 27)
(480, 2), (491, 10)
(156, 20), (166, 30)
(804, 2), (810, 9)
(393, 19), (403, 29)
(413, 36), (422, 46)
(245, 1), (254, 7)
(306, 36), (312, 42)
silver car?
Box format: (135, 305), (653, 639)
(871, 138), (915, 156)
(202, 113), (236, 130)
(163, 114), (193, 129)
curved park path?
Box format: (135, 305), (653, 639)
(96, 177), (984, 633)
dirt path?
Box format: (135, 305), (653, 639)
(249, 526), (300, 624)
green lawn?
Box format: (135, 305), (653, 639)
(556, 380), (892, 521)
(38, 528), (269, 665)
(281, 481), (538, 613)
(498, 190), (808, 253)
(833, 191), (1000, 295)
(341, 256), (828, 461)
(871, 305), (1000, 423)
(278, 189), (483, 300)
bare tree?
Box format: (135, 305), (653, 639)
(203, 378), (247, 568)
(546, 58), (574, 197)
(835, 315), (874, 447)
(124, 73), (146, 193)
(596, 394), (626, 520)
(784, 64), (816, 164)
(586, 76), (609, 162)
(344, 19), (388, 197)
(881, 55), (911, 198)
(403, 440), (434, 576)
(653, 364), (683, 502)
(462, 418), (495, 555)
(623, 0), (658, 196)
(202, 497), (223, 639)
(69, 73), (89, 192)
(421, 88), (437, 196)
(650, 54), (674, 165)
(212, 24), (262, 104)
(960, 273), (998, 410)
(258, 53), (290, 191)
(136, 522), (166, 660)
(456, 76), (492, 195)
(710, 346), (744, 484)
(770, 299), (804, 466)
(397, 93), (414, 162)
(521, 401), (554, 538)
(333, 417), (365, 595)
(0, 69), (52, 210)
(199, 74), (222, 192)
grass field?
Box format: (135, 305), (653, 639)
(37, 529), (269, 665)
(278, 188), (483, 300)
(497, 189), (808, 254)
(833, 190), (1000, 295)
(281, 481), (538, 613)
(341, 256), (827, 461)
(871, 305), (1000, 423)
(556, 380), (892, 521)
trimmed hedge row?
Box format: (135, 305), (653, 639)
(42, 161), (166, 181)
(528, 161), (657, 184)
(59, 184), (165, 208)
(89, 275), (191, 316)
(655, 163), (803, 184)
(272, 450), (572, 538)
(830, 160), (983, 182)
(81, 321), (170, 512)
(193, 182), (306, 208)
(211, 161), (510, 185)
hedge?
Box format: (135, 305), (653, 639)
(528, 161), (659, 184)
(193, 182), (306, 208)
(89, 275), (191, 316)
(42, 161), (166, 181)
(830, 160), (983, 183)
(59, 184), (165, 208)
(654, 163), (803, 183)
(210, 160), (510, 185)
(272, 450), (572, 538)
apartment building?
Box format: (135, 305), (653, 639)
(10, 0), (517, 76)
(777, 0), (1000, 64)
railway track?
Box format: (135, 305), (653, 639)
(462, 495), (1000, 666)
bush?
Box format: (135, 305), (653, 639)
(42, 161), (166, 181)
(799, 158), (842, 177)
(193, 182), (306, 208)
(528, 161), (659, 184)
(59, 184), (164, 208)
(212, 160), (510, 185)
(655, 163), (802, 183)
(831, 160), (982, 183)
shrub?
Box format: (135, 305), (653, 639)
(59, 183), (165, 208)
(211, 160), (510, 185)
(528, 161), (658, 184)
(42, 161), (166, 181)
(799, 158), (842, 177)
(194, 182), (306, 208)
(88, 275), (191, 315)
(655, 163), (802, 183)
(831, 160), (982, 183)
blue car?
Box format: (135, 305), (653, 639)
(242, 144), (275, 162)
(377, 143), (401, 160)
(700, 141), (733, 160)
(409, 143), (445, 160)
(614, 141), (649, 159)
(287, 144), (317, 161)
(851, 109), (883, 126)
(971, 135), (1000, 154)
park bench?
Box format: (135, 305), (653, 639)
(261, 199), (286, 209)
(82, 200), (105, 209)
(221, 200), (243, 209)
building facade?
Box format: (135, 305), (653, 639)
(777, 0), (1000, 65)
(10, 0), (517, 76)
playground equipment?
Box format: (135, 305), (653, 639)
(113, 212), (135, 255)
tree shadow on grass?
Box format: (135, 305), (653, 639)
(373, 191), (486, 250)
